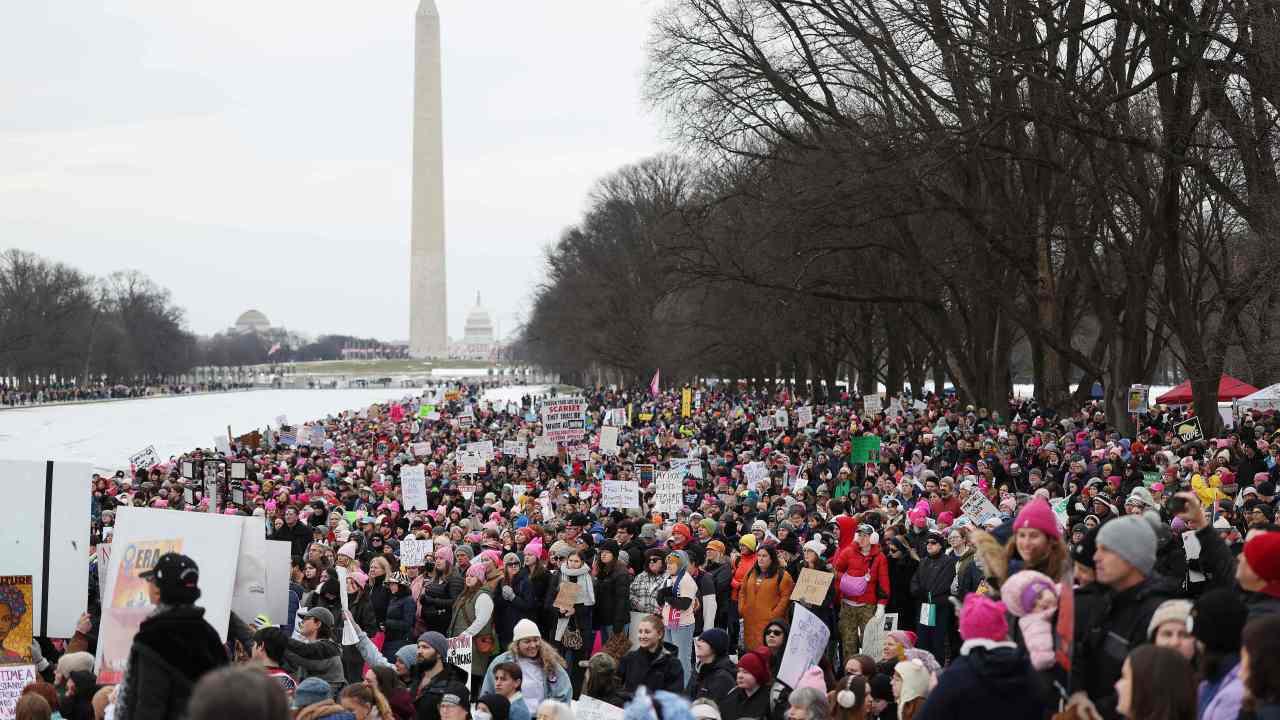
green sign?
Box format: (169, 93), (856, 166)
(850, 435), (882, 464)
(418, 404), (435, 419)
(1142, 471), (1160, 488)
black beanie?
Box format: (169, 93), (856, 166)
(1192, 588), (1248, 653)
(869, 673), (894, 701)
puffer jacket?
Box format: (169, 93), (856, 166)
(832, 542), (889, 605)
(688, 655), (737, 703)
(618, 642), (685, 694)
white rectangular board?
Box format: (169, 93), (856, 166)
(264, 540), (293, 627)
(231, 516), (269, 622)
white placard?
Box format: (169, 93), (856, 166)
(602, 480), (640, 509)
(859, 611), (898, 664)
(533, 437), (558, 458)
(400, 538), (434, 568)
(264, 540), (293, 627)
(502, 440), (527, 459)
(1, 459), (91, 638)
(336, 566), (357, 645)
(541, 398), (587, 442)
(576, 695), (626, 720)
(779, 604), (830, 688)
(447, 634), (472, 677)
(0, 666), (37, 720)
(459, 450), (485, 475)
(743, 461), (769, 491)
(401, 465), (429, 510)
(796, 406), (813, 427)
(511, 484), (529, 499)
(961, 491), (1002, 527)
(670, 458), (703, 479)
(599, 427), (620, 456)
(129, 445), (159, 470)
(467, 440), (496, 462)
(412, 441), (432, 457)
(231, 516), (269, 623)
(275, 415), (288, 427)
(863, 394), (881, 416)
(654, 471), (683, 515)
(775, 409), (788, 427)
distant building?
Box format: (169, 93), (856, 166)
(233, 309), (271, 334)
(340, 340), (409, 360)
(449, 293), (499, 360)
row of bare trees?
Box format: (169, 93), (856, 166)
(515, 0), (1280, 435)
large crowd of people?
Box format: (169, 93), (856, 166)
(13, 381), (1280, 720)
(0, 382), (252, 408)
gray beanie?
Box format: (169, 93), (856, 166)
(418, 630), (448, 659)
(1097, 515), (1157, 577)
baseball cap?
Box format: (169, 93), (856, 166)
(138, 552), (201, 601)
(438, 681), (470, 709)
(303, 606), (334, 627)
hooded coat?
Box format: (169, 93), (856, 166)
(738, 565), (795, 651)
(688, 655), (737, 703)
(917, 641), (1049, 720)
(618, 641), (686, 694)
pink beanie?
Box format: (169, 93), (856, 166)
(434, 545), (454, 565)
(960, 593), (1009, 641)
(795, 666), (827, 692)
(1013, 498), (1061, 540)
(524, 538), (545, 560)
(1000, 569), (1058, 617)
(350, 570), (369, 589)
(937, 511), (955, 527)
(479, 549), (503, 566)
(338, 542), (358, 559)
(466, 562), (489, 581)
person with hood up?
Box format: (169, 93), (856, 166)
(890, 659), (930, 720)
(916, 593), (1046, 720)
(112, 552), (229, 720)
(619, 614), (686, 694)
(834, 524), (891, 658)
(688, 628), (736, 703)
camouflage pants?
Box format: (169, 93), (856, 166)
(839, 603), (878, 660)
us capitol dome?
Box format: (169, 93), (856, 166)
(233, 309), (271, 334)
(449, 293), (498, 360)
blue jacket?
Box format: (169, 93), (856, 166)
(382, 591), (417, 660)
(480, 648), (572, 704)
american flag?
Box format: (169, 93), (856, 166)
(278, 428), (297, 446)
(267, 342), (282, 356)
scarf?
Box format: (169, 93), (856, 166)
(561, 564), (596, 606)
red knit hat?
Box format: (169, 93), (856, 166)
(1244, 532), (1280, 597)
(672, 523), (692, 540)
(959, 593), (1009, 641)
(737, 646), (773, 686)
(1013, 498), (1062, 540)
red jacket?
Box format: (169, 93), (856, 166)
(832, 541), (890, 605)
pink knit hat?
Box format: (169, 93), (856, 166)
(433, 545), (454, 565)
(1000, 569), (1058, 617)
(338, 542), (358, 559)
(1013, 498), (1061, 540)
(887, 630), (916, 649)
(465, 562), (489, 581)
(795, 666), (827, 692)
(959, 594), (1008, 641)
(524, 538), (545, 560)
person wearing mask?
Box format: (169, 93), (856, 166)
(1191, 589), (1248, 720)
(1112, 645), (1196, 720)
(688, 628), (737, 703)
(618, 614), (685, 694)
(1074, 514), (1177, 718)
(474, 694), (510, 720)
(909, 533), (956, 666)
(113, 553), (229, 720)
(479, 620), (572, 714)
(448, 562), (498, 694)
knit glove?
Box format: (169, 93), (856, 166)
(31, 641), (49, 672)
(502, 585), (515, 601)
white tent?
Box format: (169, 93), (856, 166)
(1235, 383), (1280, 413)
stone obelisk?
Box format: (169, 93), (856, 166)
(409, 0), (447, 358)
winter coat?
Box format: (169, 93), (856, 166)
(618, 642), (686, 694)
(115, 605), (229, 720)
(1017, 612), (1056, 671)
(708, 560), (736, 627)
(285, 637), (346, 688)
(1199, 661), (1244, 720)
(594, 563), (633, 632)
(738, 568), (795, 650)
(731, 551), (757, 601)
(418, 570), (463, 634)
(910, 552), (957, 605)
(368, 575), (391, 626)
(273, 520), (312, 559)
(630, 570), (666, 616)
(887, 547), (920, 632)
(919, 641), (1049, 720)
(382, 588), (417, 660)
(1073, 576), (1178, 718)
(719, 686), (772, 720)
(688, 655), (737, 703)
(479, 649), (573, 705)
(832, 542), (890, 605)
(413, 663), (471, 720)
(495, 570), (537, 647)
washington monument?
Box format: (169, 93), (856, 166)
(409, 0), (447, 358)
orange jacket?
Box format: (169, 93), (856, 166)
(731, 551), (756, 601)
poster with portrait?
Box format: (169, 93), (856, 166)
(0, 577), (33, 666)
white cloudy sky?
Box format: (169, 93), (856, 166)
(0, 1), (668, 342)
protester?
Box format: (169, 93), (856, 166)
(1241, 615), (1280, 719)
(688, 628), (737, 703)
(619, 614), (685, 694)
(186, 666), (292, 720)
(890, 660), (930, 720)
(1192, 588), (1248, 720)
(479, 620), (572, 711)
(739, 546), (795, 651)
(719, 647), (774, 720)
(1113, 645), (1195, 720)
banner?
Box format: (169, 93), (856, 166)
(681, 388), (692, 418)
(602, 480), (640, 510)
(447, 634), (472, 677)
(1, 459), (91, 638)
(779, 604), (829, 688)
(653, 471), (683, 515)
(850, 435), (881, 464)
(541, 398), (587, 442)
(401, 466), (429, 510)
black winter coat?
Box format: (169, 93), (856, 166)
(618, 643), (685, 694)
(116, 605), (229, 720)
(494, 569), (537, 646)
(688, 656), (736, 703)
(594, 564), (633, 632)
(919, 643), (1050, 720)
(418, 570), (463, 634)
(719, 686), (772, 720)
(910, 553), (957, 604)
(383, 588), (417, 659)
(1073, 577), (1178, 719)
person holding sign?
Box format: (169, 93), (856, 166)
(833, 524), (890, 659)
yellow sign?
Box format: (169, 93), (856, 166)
(681, 388), (692, 418)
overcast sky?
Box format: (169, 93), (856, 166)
(0, 1), (668, 343)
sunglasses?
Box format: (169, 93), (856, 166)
(765, 629), (785, 637)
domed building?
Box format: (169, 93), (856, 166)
(450, 293), (498, 360)
(233, 309), (271, 335)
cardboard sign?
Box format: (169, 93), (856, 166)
(961, 491), (1002, 527)
(542, 398), (587, 442)
(796, 406), (813, 427)
(553, 581), (580, 613)
(1175, 417), (1204, 444)
(400, 538), (433, 568)
(2, 459), (91, 639)
(129, 445), (159, 470)
(790, 568), (833, 605)
(447, 634), (472, 677)
(653, 471), (683, 514)
(401, 465), (429, 510)
(602, 480), (640, 510)
(779, 604), (830, 688)
(576, 695), (626, 720)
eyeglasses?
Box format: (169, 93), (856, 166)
(765, 629), (785, 637)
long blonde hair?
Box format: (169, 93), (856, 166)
(339, 683), (392, 720)
(504, 637), (566, 676)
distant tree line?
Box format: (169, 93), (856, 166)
(0, 249), (385, 387)
(513, 0), (1280, 435)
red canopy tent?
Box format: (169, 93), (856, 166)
(1155, 374), (1260, 405)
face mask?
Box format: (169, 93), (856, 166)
(475, 713), (492, 720)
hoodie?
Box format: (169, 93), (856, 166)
(832, 540), (890, 605)
(917, 640), (1048, 719)
(832, 515), (857, 551)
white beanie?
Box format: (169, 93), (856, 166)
(513, 618), (541, 642)
(803, 539), (826, 557)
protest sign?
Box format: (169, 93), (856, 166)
(0, 665), (37, 720)
(554, 582), (580, 613)
(412, 441), (432, 457)
(533, 437), (558, 458)
(458, 485), (477, 500)
(458, 450), (485, 475)
(670, 457), (703, 479)
(602, 480), (640, 510)
(502, 440), (527, 459)
(654, 471), (683, 514)
(888, 397), (903, 417)
(790, 568), (833, 605)
(400, 538), (434, 568)
(743, 461), (768, 491)
(758, 413), (773, 431)
(863, 394), (881, 416)
(681, 388), (692, 417)
(775, 409), (788, 427)
(636, 464), (655, 486)
(1127, 385), (1149, 414)
(275, 414), (288, 427)
(859, 611), (898, 663)
(576, 696), (626, 720)
(511, 484), (529, 499)
(1175, 417), (1204, 444)
(457, 406), (475, 428)
(1, 459), (91, 638)
(231, 517), (269, 623)
(604, 408), (628, 427)
(0, 576), (32, 668)
(401, 465), (429, 510)
(336, 567), (357, 646)
(467, 440), (495, 462)
(447, 634), (472, 677)
(129, 445), (159, 470)
(961, 492), (1002, 527)
(97, 507), (242, 682)
(796, 406), (813, 427)
(541, 398), (587, 442)
(850, 435), (881, 464)
(264, 540), (292, 627)
(913, 399), (928, 412)
(599, 427), (620, 456)
(779, 604), (830, 688)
